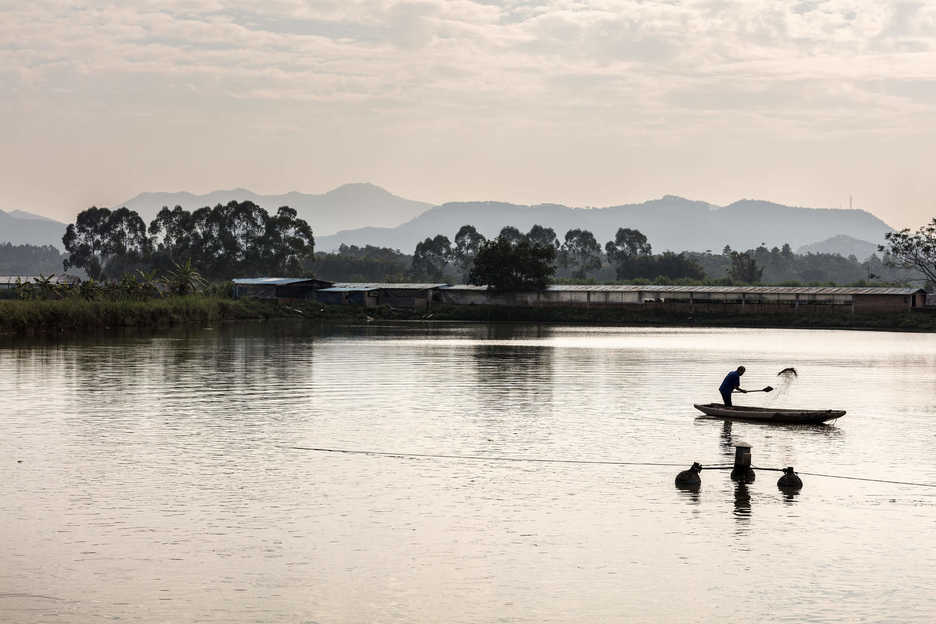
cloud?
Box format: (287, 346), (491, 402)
(2, 0), (936, 224)
(3, 0), (934, 126)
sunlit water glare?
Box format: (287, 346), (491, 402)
(2, 323), (935, 623)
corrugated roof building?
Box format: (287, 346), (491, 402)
(0, 275), (81, 291)
(232, 278), (334, 300)
(316, 283), (448, 310)
(438, 284), (927, 313)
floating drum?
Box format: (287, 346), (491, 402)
(675, 462), (702, 488)
(777, 466), (803, 491)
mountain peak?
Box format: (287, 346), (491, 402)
(325, 182), (395, 198)
(317, 195), (895, 253)
(116, 183), (433, 237)
(7, 209), (60, 222)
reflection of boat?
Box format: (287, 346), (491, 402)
(693, 404), (845, 424)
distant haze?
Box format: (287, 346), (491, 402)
(2, 3), (935, 229)
(0, 185), (891, 258)
(120, 183), (432, 237)
(316, 194), (892, 253)
(797, 235), (882, 261)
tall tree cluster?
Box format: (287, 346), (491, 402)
(469, 235), (557, 291)
(409, 224), (703, 289)
(309, 244), (411, 283)
(602, 228), (703, 280)
(410, 225), (562, 284)
(407, 222), (924, 288)
(63, 202), (314, 280)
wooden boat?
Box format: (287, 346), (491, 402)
(693, 403), (845, 424)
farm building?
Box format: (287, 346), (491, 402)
(231, 278), (927, 313)
(0, 275), (81, 291)
(437, 285), (927, 313)
(232, 278), (333, 300)
(314, 284), (379, 307)
(316, 283), (447, 311)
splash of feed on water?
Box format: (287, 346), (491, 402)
(765, 369), (797, 405)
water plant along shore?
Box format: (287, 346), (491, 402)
(2, 297), (934, 336)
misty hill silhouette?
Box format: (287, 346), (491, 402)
(0, 209), (68, 249)
(316, 195), (893, 253)
(1, 188), (894, 258)
(119, 183), (432, 236)
(797, 234), (882, 261)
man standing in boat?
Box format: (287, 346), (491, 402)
(719, 366), (748, 406)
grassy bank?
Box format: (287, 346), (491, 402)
(0, 297), (364, 335)
(3, 297), (934, 335)
(426, 304), (936, 331)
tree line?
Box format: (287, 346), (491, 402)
(21, 204), (936, 292)
(408, 225), (707, 289)
(0, 243), (64, 276)
(406, 224), (932, 290)
(62, 202), (314, 281)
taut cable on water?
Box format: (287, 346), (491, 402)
(287, 446), (688, 467)
(285, 446), (936, 489)
(794, 471), (936, 488)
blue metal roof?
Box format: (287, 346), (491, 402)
(329, 283), (448, 290)
(318, 286), (380, 292)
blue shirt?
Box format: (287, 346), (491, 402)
(719, 371), (741, 393)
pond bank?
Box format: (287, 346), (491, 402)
(2, 298), (934, 335)
(0, 297), (363, 335)
(425, 304), (936, 331)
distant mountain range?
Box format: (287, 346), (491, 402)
(118, 183), (433, 237)
(1, 186), (895, 259)
(0, 209), (67, 249)
(797, 234), (882, 261)
(317, 195), (894, 254)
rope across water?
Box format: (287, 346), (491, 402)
(286, 446), (936, 489)
(287, 446), (688, 467)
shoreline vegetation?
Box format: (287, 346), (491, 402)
(2, 296), (935, 336)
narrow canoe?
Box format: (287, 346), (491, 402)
(693, 403), (845, 424)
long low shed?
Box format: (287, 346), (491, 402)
(233, 278), (334, 299)
(0, 275), (81, 290)
(317, 283), (448, 310)
(437, 285), (927, 313)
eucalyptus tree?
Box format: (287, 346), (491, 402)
(469, 235), (556, 291)
(605, 227), (652, 279)
(526, 224), (559, 249)
(63, 206), (151, 280)
(452, 225), (486, 281)
(261, 206), (315, 276)
(560, 228), (602, 279)
(149, 206), (196, 265)
(498, 226), (525, 245)
(412, 234), (452, 281)
(728, 251), (763, 284)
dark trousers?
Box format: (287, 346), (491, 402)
(720, 389), (732, 407)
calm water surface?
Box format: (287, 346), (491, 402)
(2, 322), (935, 623)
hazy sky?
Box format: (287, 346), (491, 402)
(2, 0), (935, 228)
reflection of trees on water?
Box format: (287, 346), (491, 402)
(470, 329), (556, 448)
(472, 344), (555, 406)
(42, 323), (333, 449)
